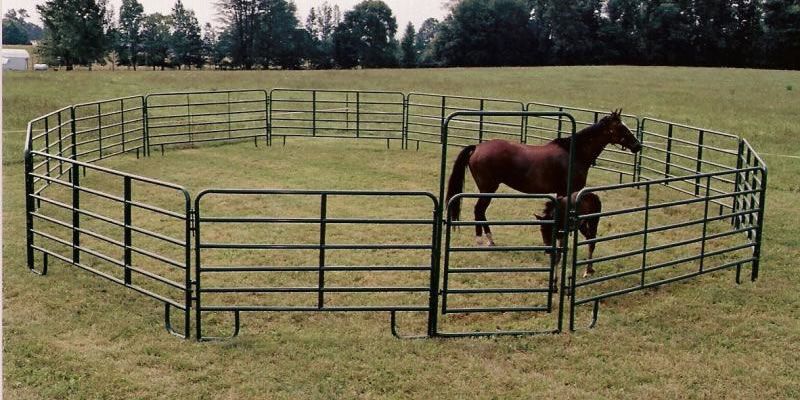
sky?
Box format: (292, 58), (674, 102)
(2, 0), (450, 35)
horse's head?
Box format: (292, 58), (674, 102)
(601, 109), (642, 153)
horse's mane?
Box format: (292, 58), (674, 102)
(550, 120), (605, 150)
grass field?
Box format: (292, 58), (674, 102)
(3, 67), (800, 399)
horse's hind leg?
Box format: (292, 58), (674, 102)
(474, 183), (499, 246)
(474, 197), (494, 246)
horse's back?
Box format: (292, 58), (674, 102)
(469, 139), (568, 194)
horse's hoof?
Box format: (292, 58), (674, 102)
(582, 269), (595, 278)
(485, 234), (496, 247)
(475, 236), (484, 247)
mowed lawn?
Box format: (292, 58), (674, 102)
(3, 67), (800, 399)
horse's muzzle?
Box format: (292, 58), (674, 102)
(630, 142), (643, 153)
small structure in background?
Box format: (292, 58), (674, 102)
(2, 48), (30, 71)
(33, 63), (48, 71)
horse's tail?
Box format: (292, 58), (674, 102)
(445, 145), (477, 222)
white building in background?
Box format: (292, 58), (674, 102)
(2, 49), (31, 71)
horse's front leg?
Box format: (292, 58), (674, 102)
(474, 197), (495, 246)
(581, 220), (599, 278)
(583, 243), (596, 278)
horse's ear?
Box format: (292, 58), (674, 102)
(534, 213), (543, 220)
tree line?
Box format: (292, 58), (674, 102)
(2, 9), (44, 45)
(7, 0), (800, 70)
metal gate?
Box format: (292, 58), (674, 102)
(193, 189), (439, 340)
(439, 193), (564, 336)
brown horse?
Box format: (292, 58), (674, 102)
(445, 110), (640, 246)
(536, 192), (602, 277)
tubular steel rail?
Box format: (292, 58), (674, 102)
(23, 89), (767, 340)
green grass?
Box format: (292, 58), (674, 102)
(4, 67), (800, 399)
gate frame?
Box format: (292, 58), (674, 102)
(192, 188), (440, 341)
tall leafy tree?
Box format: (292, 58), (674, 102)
(116, 0), (144, 69)
(540, 0), (603, 65)
(3, 16), (30, 45)
(3, 9), (44, 44)
(730, 0), (765, 67)
(140, 13), (172, 69)
(400, 22), (417, 67)
(415, 18), (440, 66)
(638, 0), (695, 65)
(202, 23), (226, 68)
(433, 0), (534, 66)
(305, 1), (341, 68)
(692, 0), (739, 66)
(763, 0), (800, 69)
(36, 0), (110, 69)
(597, 0), (645, 64)
(332, 0), (399, 68)
(170, 0), (204, 69)
(216, 0), (259, 69)
(255, 0), (304, 68)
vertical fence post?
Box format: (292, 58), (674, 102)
(731, 141), (743, 227)
(187, 94), (193, 145)
(566, 201), (579, 332)
(561, 113), (576, 332)
(184, 196), (193, 339)
(522, 104), (529, 144)
(700, 175), (711, 272)
(744, 147), (753, 236)
(439, 96), (448, 145)
(25, 147), (36, 271)
(312, 91), (317, 137)
(556, 106), (564, 139)
(356, 91), (361, 139)
(640, 185), (651, 287)
(98, 103), (103, 158)
(265, 92), (271, 146)
(633, 119), (642, 184)
(71, 160), (81, 264)
(402, 94), (408, 150)
(143, 96), (150, 157)
(547, 201), (558, 311)
(123, 176), (132, 285)
(752, 165), (767, 281)
(478, 99), (485, 143)
(427, 203), (441, 337)
(58, 113), (64, 177)
(194, 203), (202, 340)
(345, 93), (351, 132)
(440, 208), (453, 314)
(227, 92), (232, 140)
(695, 130), (705, 195)
(121, 99), (126, 154)
(318, 194), (327, 309)
(44, 118), (51, 177)
(665, 124), (673, 181)
(70, 106), (80, 262)
(432, 117), (452, 336)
